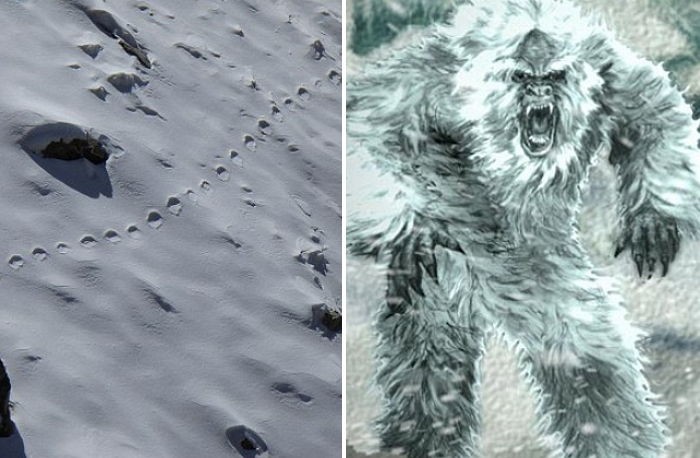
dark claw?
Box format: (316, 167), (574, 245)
(614, 245), (624, 257)
(656, 225), (669, 265)
(660, 256), (669, 277)
(634, 253), (644, 277)
(647, 257), (656, 275)
(670, 228), (680, 261)
(642, 225), (651, 257)
(623, 214), (680, 279)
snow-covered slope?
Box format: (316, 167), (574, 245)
(0, 1), (341, 457)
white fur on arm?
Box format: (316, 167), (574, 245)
(346, 147), (416, 256)
(606, 42), (700, 236)
(346, 58), (429, 256)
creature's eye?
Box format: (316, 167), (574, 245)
(545, 70), (566, 83)
(511, 70), (529, 83)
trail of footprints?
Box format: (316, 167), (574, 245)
(9, 9), (340, 451)
(8, 64), (341, 285)
(13, 0), (342, 297)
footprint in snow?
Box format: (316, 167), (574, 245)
(243, 135), (256, 151)
(127, 225), (142, 239)
(147, 211), (163, 229)
(200, 180), (212, 193)
(297, 87), (310, 101)
(225, 425), (268, 457)
(32, 247), (48, 261)
(230, 150), (243, 167)
(283, 97), (297, 111)
(81, 235), (98, 248)
(216, 166), (230, 182)
(167, 196), (182, 215)
(257, 119), (271, 135)
(104, 229), (122, 243)
(8, 255), (24, 270)
(57, 243), (71, 254)
(271, 382), (313, 404)
(328, 69), (341, 85)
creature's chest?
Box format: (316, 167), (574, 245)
(404, 149), (495, 217)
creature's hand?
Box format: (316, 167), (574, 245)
(615, 212), (680, 278)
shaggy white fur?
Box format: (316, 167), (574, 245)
(347, 0), (700, 457)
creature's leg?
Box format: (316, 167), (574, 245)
(496, 268), (667, 458)
(374, 241), (484, 458)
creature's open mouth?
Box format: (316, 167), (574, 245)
(521, 103), (557, 157)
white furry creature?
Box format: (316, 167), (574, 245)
(347, 0), (700, 457)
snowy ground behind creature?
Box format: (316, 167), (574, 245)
(346, 0), (700, 456)
(0, 1), (342, 457)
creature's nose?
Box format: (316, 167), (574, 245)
(526, 83), (553, 97)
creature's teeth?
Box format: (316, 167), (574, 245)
(527, 104), (555, 117)
(529, 135), (547, 145)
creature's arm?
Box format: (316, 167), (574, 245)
(346, 142), (418, 258)
(346, 45), (449, 257)
(598, 41), (700, 277)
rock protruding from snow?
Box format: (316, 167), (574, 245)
(119, 40), (151, 68)
(89, 86), (109, 101)
(83, 8), (152, 68)
(107, 72), (147, 93)
(296, 249), (329, 275)
(79, 43), (103, 59)
(42, 137), (109, 164)
(310, 303), (342, 335)
(20, 123), (111, 164)
(174, 43), (206, 60)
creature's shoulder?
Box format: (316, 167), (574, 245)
(349, 36), (462, 110)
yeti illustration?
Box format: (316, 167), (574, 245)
(347, 0), (700, 457)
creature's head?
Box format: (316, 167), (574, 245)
(511, 29), (567, 157)
(445, 0), (610, 191)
